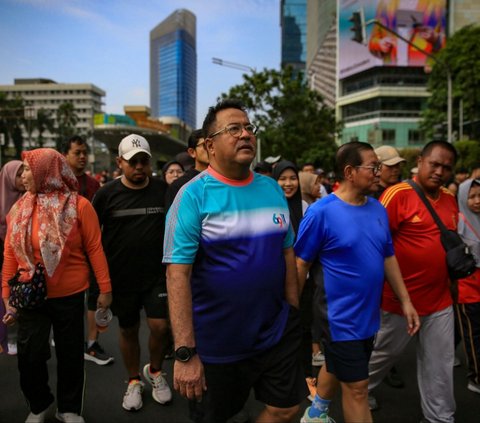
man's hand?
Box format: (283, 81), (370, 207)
(97, 292), (112, 310)
(173, 355), (207, 402)
(401, 300), (420, 336)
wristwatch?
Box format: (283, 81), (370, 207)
(174, 346), (197, 362)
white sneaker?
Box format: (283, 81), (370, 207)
(468, 380), (480, 394)
(312, 352), (325, 367)
(7, 342), (17, 355)
(122, 379), (144, 411)
(55, 411), (85, 423)
(143, 364), (172, 404)
(25, 404), (52, 423)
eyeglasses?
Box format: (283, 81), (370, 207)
(208, 123), (257, 139)
(195, 141), (206, 148)
(122, 156), (150, 167)
(356, 163), (383, 175)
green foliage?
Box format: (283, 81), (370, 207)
(421, 25), (480, 141)
(218, 67), (339, 170)
(35, 108), (54, 148)
(398, 147), (421, 179)
(452, 140), (480, 170)
(56, 102), (79, 150)
(0, 93), (24, 159)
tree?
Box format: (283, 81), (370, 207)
(218, 67), (339, 169)
(421, 25), (480, 141)
(0, 93), (25, 159)
(34, 108), (54, 148)
(56, 102), (79, 150)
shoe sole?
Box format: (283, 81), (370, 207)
(122, 403), (143, 411)
(84, 352), (114, 366)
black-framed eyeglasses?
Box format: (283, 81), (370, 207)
(208, 123), (257, 139)
(195, 140), (206, 149)
(122, 156), (150, 167)
(355, 163), (383, 175)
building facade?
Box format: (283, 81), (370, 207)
(281, 0), (307, 72)
(0, 78), (105, 148)
(150, 9), (197, 129)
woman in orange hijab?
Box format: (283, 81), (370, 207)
(2, 148), (112, 423)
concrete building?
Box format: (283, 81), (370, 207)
(150, 9), (197, 129)
(0, 78), (105, 147)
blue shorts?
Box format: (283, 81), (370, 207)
(323, 337), (374, 382)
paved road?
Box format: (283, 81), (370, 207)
(1, 313), (479, 423)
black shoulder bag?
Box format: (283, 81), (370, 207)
(407, 180), (476, 281)
(8, 263), (47, 309)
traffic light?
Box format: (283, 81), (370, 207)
(349, 11), (364, 44)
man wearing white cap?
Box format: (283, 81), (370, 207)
(92, 134), (172, 411)
(372, 145), (406, 199)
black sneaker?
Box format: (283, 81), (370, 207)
(84, 341), (114, 365)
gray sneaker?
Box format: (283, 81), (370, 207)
(368, 394), (379, 411)
(122, 379), (144, 411)
(55, 411), (85, 423)
(143, 364), (172, 404)
(300, 406), (336, 423)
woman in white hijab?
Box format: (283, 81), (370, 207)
(456, 178), (480, 395)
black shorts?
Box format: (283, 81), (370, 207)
(110, 282), (168, 329)
(323, 336), (374, 383)
(191, 305), (306, 423)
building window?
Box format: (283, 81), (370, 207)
(382, 129), (395, 145)
(408, 129), (423, 145)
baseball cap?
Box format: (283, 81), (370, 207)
(374, 145), (406, 166)
(118, 134), (151, 160)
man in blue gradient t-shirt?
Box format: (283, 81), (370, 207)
(163, 99), (305, 423)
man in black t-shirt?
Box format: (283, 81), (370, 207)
(165, 129), (208, 210)
(92, 134), (172, 411)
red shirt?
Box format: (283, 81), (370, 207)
(76, 173), (100, 202)
(380, 182), (458, 315)
(458, 268), (480, 303)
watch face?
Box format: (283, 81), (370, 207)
(175, 347), (192, 362)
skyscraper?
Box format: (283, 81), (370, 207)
(280, 0), (307, 72)
(150, 9), (196, 129)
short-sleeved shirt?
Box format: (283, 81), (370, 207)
(163, 167), (294, 364)
(380, 182), (458, 315)
(294, 194), (394, 342)
(92, 177), (167, 292)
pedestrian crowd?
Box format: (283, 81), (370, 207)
(0, 98), (479, 423)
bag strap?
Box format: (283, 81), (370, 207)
(459, 212), (480, 241)
(407, 179), (449, 234)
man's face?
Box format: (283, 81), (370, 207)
(417, 146), (455, 194)
(379, 162), (402, 187)
(206, 108), (256, 169)
(65, 141), (88, 174)
(116, 152), (151, 185)
(352, 149), (381, 195)
(190, 137), (209, 169)
(302, 165), (315, 174)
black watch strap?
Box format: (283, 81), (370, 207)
(174, 346), (197, 362)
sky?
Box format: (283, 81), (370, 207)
(0, 0), (281, 128)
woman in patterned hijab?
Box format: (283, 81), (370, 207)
(2, 148), (112, 423)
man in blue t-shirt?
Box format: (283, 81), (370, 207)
(163, 99), (305, 423)
(295, 142), (420, 423)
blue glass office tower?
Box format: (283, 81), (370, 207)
(281, 0), (307, 72)
(150, 9), (196, 128)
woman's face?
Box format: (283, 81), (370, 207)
(22, 160), (36, 193)
(277, 168), (299, 199)
(15, 165), (26, 192)
(467, 184), (480, 214)
(164, 164), (184, 185)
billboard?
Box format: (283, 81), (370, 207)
(338, 0), (447, 79)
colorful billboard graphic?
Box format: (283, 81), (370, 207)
(338, 0), (447, 79)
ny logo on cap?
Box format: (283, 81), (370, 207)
(131, 139), (141, 148)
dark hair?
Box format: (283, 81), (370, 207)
(161, 160), (184, 179)
(301, 162), (315, 170)
(420, 141), (457, 163)
(60, 135), (87, 154)
(202, 99), (246, 137)
(335, 141), (374, 181)
(187, 129), (205, 150)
